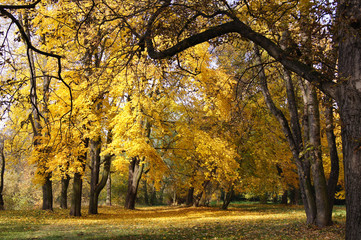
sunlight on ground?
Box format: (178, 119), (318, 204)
(0, 204), (346, 240)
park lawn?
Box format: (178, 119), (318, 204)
(0, 203), (345, 240)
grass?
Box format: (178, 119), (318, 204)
(0, 203), (345, 239)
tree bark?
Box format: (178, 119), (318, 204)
(337, 1), (361, 237)
(304, 82), (331, 226)
(323, 96), (339, 221)
(42, 175), (53, 211)
(88, 136), (101, 214)
(0, 135), (5, 210)
(60, 174), (70, 209)
(70, 172), (83, 217)
(124, 156), (144, 209)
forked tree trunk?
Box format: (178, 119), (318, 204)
(304, 82), (331, 226)
(60, 175), (70, 209)
(194, 180), (210, 207)
(221, 185), (234, 210)
(323, 97), (339, 222)
(124, 156), (144, 209)
(88, 152), (111, 214)
(89, 125), (112, 214)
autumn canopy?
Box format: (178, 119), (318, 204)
(0, 0), (360, 239)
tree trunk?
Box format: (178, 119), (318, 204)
(221, 185), (234, 210)
(89, 124), (112, 214)
(186, 187), (194, 206)
(70, 172), (83, 217)
(70, 139), (88, 217)
(60, 175), (70, 209)
(323, 96), (339, 221)
(88, 136), (101, 214)
(42, 175), (53, 211)
(194, 180), (210, 207)
(89, 150), (112, 214)
(0, 136), (5, 210)
(298, 79), (318, 224)
(106, 173), (112, 206)
(305, 82), (331, 226)
(337, 1), (361, 237)
(124, 156), (144, 209)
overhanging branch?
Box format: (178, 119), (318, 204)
(0, 0), (41, 10)
(145, 18), (338, 100)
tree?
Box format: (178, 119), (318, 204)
(1, 0), (358, 236)
(121, 0), (359, 232)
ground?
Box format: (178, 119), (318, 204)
(0, 203), (346, 239)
